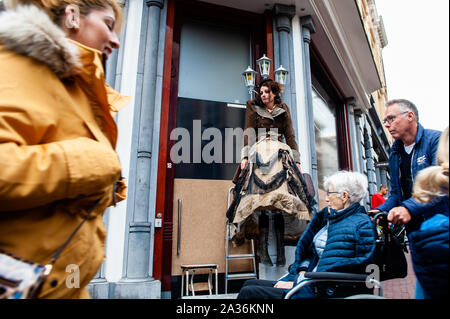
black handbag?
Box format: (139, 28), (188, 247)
(373, 213), (408, 281)
(301, 172), (315, 198)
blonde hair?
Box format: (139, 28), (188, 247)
(413, 127), (449, 203)
(4, 0), (122, 31)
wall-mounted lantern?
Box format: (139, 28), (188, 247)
(242, 66), (258, 96)
(274, 65), (289, 85)
(243, 55), (289, 97)
(256, 54), (272, 80)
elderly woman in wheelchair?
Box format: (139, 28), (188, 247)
(237, 171), (377, 299)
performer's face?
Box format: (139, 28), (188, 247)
(259, 85), (275, 106)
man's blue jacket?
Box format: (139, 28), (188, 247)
(377, 123), (444, 219)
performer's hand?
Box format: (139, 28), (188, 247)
(274, 281), (294, 289)
(240, 158), (248, 170)
(296, 162), (302, 173)
(388, 206), (411, 225)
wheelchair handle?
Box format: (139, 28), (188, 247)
(373, 211), (390, 227)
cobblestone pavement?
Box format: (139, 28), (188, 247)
(382, 247), (416, 299)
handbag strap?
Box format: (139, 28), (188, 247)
(50, 199), (101, 265)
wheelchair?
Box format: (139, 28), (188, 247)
(282, 211), (408, 299)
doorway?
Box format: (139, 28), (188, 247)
(162, 0), (267, 296)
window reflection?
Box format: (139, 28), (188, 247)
(312, 88), (339, 210)
(178, 21), (250, 104)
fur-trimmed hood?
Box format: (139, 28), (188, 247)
(0, 4), (81, 78)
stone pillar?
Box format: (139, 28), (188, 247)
(379, 166), (388, 187)
(375, 166), (381, 189)
(376, 162), (389, 192)
(88, 55), (117, 297)
(87, 0), (128, 299)
(354, 110), (366, 176)
(354, 110), (371, 206)
(346, 98), (361, 172)
(114, 0), (164, 298)
(363, 122), (378, 200)
(273, 4), (297, 133)
(299, 15), (319, 202)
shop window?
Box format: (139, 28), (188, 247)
(178, 20), (250, 105)
(312, 88), (339, 209)
(310, 48), (347, 209)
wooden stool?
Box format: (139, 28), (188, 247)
(180, 264), (219, 297)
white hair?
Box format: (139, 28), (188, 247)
(323, 171), (368, 205)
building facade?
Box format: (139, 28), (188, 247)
(81, 0), (394, 299)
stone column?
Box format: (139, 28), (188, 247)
(363, 122), (378, 199)
(345, 98), (361, 172)
(87, 55), (117, 297)
(87, 208), (110, 297)
(380, 167), (388, 187)
(376, 162), (389, 189)
(354, 110), (372, 206)
(114, 0), (164, 298)
(273, 4), (296, 124)
(375, 166), (381, 189)
(87, 0), (128, 299)
(354, 110), (366, 177)
(299, 15), (319, 201)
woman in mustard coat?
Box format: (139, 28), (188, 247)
(0, 0), (128, 298)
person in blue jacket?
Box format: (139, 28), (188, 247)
(237, 171), (376, 299)
(409, 127), (449, 299)
(376, 99), (443, 232)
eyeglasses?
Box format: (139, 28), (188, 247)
(383, 111), (409, 124)
(326, 191), (340, 197)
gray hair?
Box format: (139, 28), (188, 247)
(386, 99), (419, 122)
(324, 171), (368, 205)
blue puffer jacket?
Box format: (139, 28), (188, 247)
(408, 197), (449, 299)
(377, 124), (444, 219)
(282, 203), (376, 298)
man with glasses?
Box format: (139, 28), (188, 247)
(375, 99), (443, 232)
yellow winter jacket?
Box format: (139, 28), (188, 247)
(0, 5), (129, 298)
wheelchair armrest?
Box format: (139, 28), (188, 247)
(284, 272), (382, 299)
(304, 272), (368, 282)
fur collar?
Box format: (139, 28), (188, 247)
(0, 5), (81, 78)
(250, 100), (286, 119)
